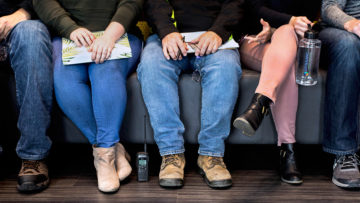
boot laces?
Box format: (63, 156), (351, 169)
(163, 154), (181, 168)
(208, 157), (225, 169)
(336, 154), (359, 170)
(23, 160), (40, 173)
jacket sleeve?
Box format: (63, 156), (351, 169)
(321, 0), (355, 29)
(208, 0), (244, 43)
(247, 0), (292, 28)
(145, 0), (178, 39)
(112, 0), (144, 32)
(32, 0), (80, 38)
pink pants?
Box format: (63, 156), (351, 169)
(239, 24), (298, 146)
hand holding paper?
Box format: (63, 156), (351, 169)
(190, 31), (222, 56)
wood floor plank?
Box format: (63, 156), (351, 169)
(1, 170), (359, 202)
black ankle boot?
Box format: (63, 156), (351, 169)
(280, 143), (303, 185)
(233, 93), (271, 136)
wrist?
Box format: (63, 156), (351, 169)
(13, 8), (31, 21)
(344, 19), (357, 32)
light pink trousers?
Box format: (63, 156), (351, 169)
(239, 24), (299, 146)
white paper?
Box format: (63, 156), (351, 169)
(181, 31), (239, 53)
(62, 32), (132, 65)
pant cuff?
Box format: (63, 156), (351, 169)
(17, 152), (49, 161)
(323, 146), (359, 156)
(198, 150), (224, 157)
(160, 149), (185, 156)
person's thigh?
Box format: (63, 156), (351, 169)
(239, 38), (270, 72)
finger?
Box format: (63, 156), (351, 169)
(100, 48), (107, 63)
(162, 45), (171, 60)
(301, 17), (312, 25)
(84, 32), (94, 46)
(74, 35), (82, 47)
(190, 38), (200, 44)
(295, 20), (308, 30)
(88, 43), (94, 52)
(95, 51), (102, 64)
(295, 29), (305, 38)
(211, 42), (219, 54)
(86, 30), (96, 41)
(206, 42), (214, 55)
(91, 44), (98, 61)
(200, 39), (210, 56)
(295, 25), (308, 33)
(195, 38), (204, 56)
(167, 45), (177, 60)
(244, 35), (254, 40)
(176, 39), (187, 57)
(79, 33), (90, 47)
(106, 48), (112, 59)
(260, 18), (269, 27)
(256, 31), (267, 39)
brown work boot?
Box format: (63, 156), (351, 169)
(93, 145), (119, 193)
(197, 155), (232, 189)
(17, 160), (49, 193)
(159, 153), (185, 188)
(115, 143), (132, 181)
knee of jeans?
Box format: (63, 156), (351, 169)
(210, 50), (242, 78)
(329, 31), (360, 55)
(12, 20), (50, 42)
(138, 49), (169, 81)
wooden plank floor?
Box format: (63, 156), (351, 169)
(1, 170), (360, 202)
(0, 144), (359, 202)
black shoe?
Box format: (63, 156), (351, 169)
(17, 160), (50, 193)
(233, 93), (271, 136)
(332, 154), (360, 188)
(280, 144), (303, 185)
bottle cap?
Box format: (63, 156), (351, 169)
(304, 24), (318, 39)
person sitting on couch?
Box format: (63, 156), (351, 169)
(138, 0), (243, 189)
(0, 0), (53, 193)
(319, 0), (360, 189)
(233, 0), (320, 185)
(33, 0), (143, 193)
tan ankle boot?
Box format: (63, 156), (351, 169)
(93, 145), (119, 193)
(159, 153), (185, 188)
(197, 155), (232, 188)
(115, 143), (132, 181)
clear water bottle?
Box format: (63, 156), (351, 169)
(295, 25), (321, 86)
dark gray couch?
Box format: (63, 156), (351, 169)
(0, 61), (326, 145)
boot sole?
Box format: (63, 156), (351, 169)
(159, 178), (184, 188)
(281, 177), (303, 185)
(199, 168), (232, 189)
(17, 178), (50, 193)
(98, 187), (120, 194)
(332, 177), (360, 189)
(233, 117), (255, 137)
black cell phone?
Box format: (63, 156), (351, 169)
(136, 152), (149, 182)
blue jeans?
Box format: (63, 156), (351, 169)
(320, 28), (360, 155)
(53, 34), (142, 148)
(6, 20), (53, 160)
(137, 34), (242, 157)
